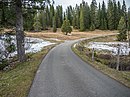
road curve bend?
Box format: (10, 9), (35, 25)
(28, 39), (130, 97)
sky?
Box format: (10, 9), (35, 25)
(55, 0), (130, 10)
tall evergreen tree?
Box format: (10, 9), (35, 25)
(39, 10), (47, 30)
(72, 9), (77, 29)
(96, 3), (101, 29)
(75, 4), (80, 29)
(33, 12), (42, 32)
(80, 4), (85, 31)
(53, 13), (57, 32)
(117, 17), (127, 41)
(100, 1), (107, 30)
(90, 0), (97, 30)
(84, 2), (91, 29)
(113, 0), (118, 29)
(122, 0), (127, 17)
(50, 5), (55, 27)
(107, 0), (114, 30)
(117, 1), (122, 27)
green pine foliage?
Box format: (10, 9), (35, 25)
(107, 0), (115, 30)
(33, 13), (42, 32)
(61, 19), (72, 35)
(90, 0), (97, 30)
(80, 5), (85, 31)
(90, 22), (95, 31)
(117, 17), (127, 41)
(0, 0), (128, 32)
(53, 14), (57, 32)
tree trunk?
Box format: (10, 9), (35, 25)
(15, 0), (26, 62)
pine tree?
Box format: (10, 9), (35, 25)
(50, 5), (55, 27)
(39, 10), (47, 30)
(75, 4), (80, 29)
(80, 5), (85, 31)
(53, 14), (57, 32)
(84, 2), (91, 29)
(113, 0), (118, 29)
(61, 19), (72, 35)
(33, 12), (42, 32)
(117, 1), (122, 27)
(107, 0), (114, 30)
(96, 3), (101, 29)
(122, 0), (127, 17)
(90, 22), (95, 31)
(100, 1), (107, 30)
(117, 17), (127, 41)
(90, 0), (97, 30)
(72, 11), (77, 29)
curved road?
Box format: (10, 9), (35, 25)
(28, 39), (130, 97)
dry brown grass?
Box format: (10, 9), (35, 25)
(26, 29), (118, 40)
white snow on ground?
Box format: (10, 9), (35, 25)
(85, 42), (130, 55)
(0, 35), (55, 57)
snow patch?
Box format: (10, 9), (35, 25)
(85, 42), (130, 55)
(0, 35), (55, 57)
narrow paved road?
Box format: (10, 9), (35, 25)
(28, 39), (130, 97)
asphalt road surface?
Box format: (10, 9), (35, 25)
(28, 40), (130, 97)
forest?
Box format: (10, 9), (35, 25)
(0, 0), (130, 31)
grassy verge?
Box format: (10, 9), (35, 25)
(72, 36), (130, 88)
(0, 44), (56, 97)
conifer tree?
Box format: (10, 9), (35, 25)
(100, 1), (107, 30)
(90, 0), (97, 30)
(107, 0), (114, 30)
(96, 3), (101, 29)
(80, 5), (85, 31)
(61, 19), (72, 35)
(117, 17), (127, 41)
(33, 12), (42, 32)
(53, 14), (57, 32)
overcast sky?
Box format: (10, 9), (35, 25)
(55, 0), (130, 10)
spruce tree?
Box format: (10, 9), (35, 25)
(61, 19), (72, 35)
(100, 1), (107, 30)
(33, 12), (42, 32)
(53, 14), (57, 32)
(113, 0), (118, 29)
(96, 3), (101, 29)
(107, 0), (114, 30)
(72, 12), (77, 29)
(80, 5), (85, 31)
(76, 4), (80, 29)
(50, 5), (55, 27)
(84, 2), (91, 29)
(117, 1), (122, 27)
(90, 0), (97, 30)
(39, 10), (47, 30)
(117, 17), (127, 41)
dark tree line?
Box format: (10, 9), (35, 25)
(69, 0), (129, 31)
(1, 0), (129, 32)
